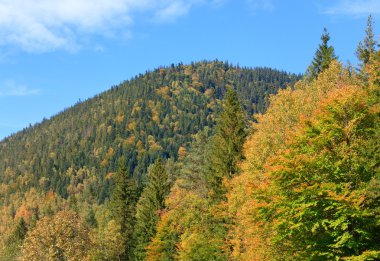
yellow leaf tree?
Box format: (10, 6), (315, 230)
(21, 210), (91, 261)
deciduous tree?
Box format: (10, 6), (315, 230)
(21, 210), (91, 261)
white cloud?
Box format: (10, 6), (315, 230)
(0, 80), (39, 96)
(153, 1), (194, 22)
(323, 0), (380, 15)
(150, 0), (206, 23)
(0, 0), (218, 53)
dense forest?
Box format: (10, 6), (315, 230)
(0, 61), (299, 259)
(1, 17), (379, 261)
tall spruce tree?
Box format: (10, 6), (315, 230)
(356, 15), (378, 77)
(109, 158), (138, 260)
(134, 158), (170, 260)
(179, 128), (212, 198)
(307, 28), (337, 80)
(208, 87), (247, 202)
(1, 218), (28, 260)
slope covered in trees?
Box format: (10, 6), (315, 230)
(0, 61), (299, 259)
(2, 17), (378, 261)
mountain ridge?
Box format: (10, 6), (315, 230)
(0, 61), (299, 198)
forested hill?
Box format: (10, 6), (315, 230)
(0, 61), (299, 205)
(2, 17), (379, 260)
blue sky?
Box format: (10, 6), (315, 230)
(0, 0), (379, 140)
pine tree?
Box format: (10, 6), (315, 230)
(356, 15), (378, 78)
(307, 28), (337, 80)
(13, 217), (28, 242)
(178, 128), (212, 198)
(208, 87), (247, 202)
(1, 218), (28, 260)
(86, 208), (97, 228)
(134, 158), (170, 260)
(109, 158), (138, 260)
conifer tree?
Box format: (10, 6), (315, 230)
(86, 208), (97, 228)
(13, 217), (28, 242)
(208, 87), (247, 202)
(307, 28), (337, 79)
(145, 129), (211, 260)
(179, 128), (212, 198)
(356, 15), (378, 78)
(1, 218), (28, 260)
(109, 158), (138, 260)
(134, 158), (170, 261)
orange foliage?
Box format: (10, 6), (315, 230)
(116, 112), (124, 124)
(124, 134), (136, 146)
(105, 173), (114, 180)
(14, 204), (31, 223)
(205, 88), (214, 97)
(156, 86), (171, 100)
(127, 120), (136, 131)
(227, 61), (360, 259)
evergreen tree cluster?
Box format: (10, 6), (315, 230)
(0, 61), (298, 202)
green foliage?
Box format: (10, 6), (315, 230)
(0, 218), (28, 261)
(265, 84), (380, 259)
(0, 61), (298, 258)
(208, 87), (247, 202)
(307, 28), (337, 80)
(0, 61), (297, 202)
(356, 15), (377, 70)
(90, 218), (125, 261)
(177, 128), (212, 198)
(146, 131), (212, 260)
(86, 208), (97, 228)
(109, 159), (139, 260)
(2, 49), (379, 260)
(134, 159), (170, 260)
(146, 91), (247, 260)
(12, 218), (28, 242)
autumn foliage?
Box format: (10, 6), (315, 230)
(21, 210), (91, 261)
(1, 21), (379, 261)
(227, 58), (380, 260)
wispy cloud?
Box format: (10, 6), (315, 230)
(246, 0), (274, 12)
(323, 0), (380, 15)
(0, 0), (220, 53)
(0, 80), (40, 96)
(153, 1), (196, 22)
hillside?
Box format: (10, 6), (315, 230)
(1, 13), (379, 261)
(1, 45), (379, 260)
(0, 61), (299, 255)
